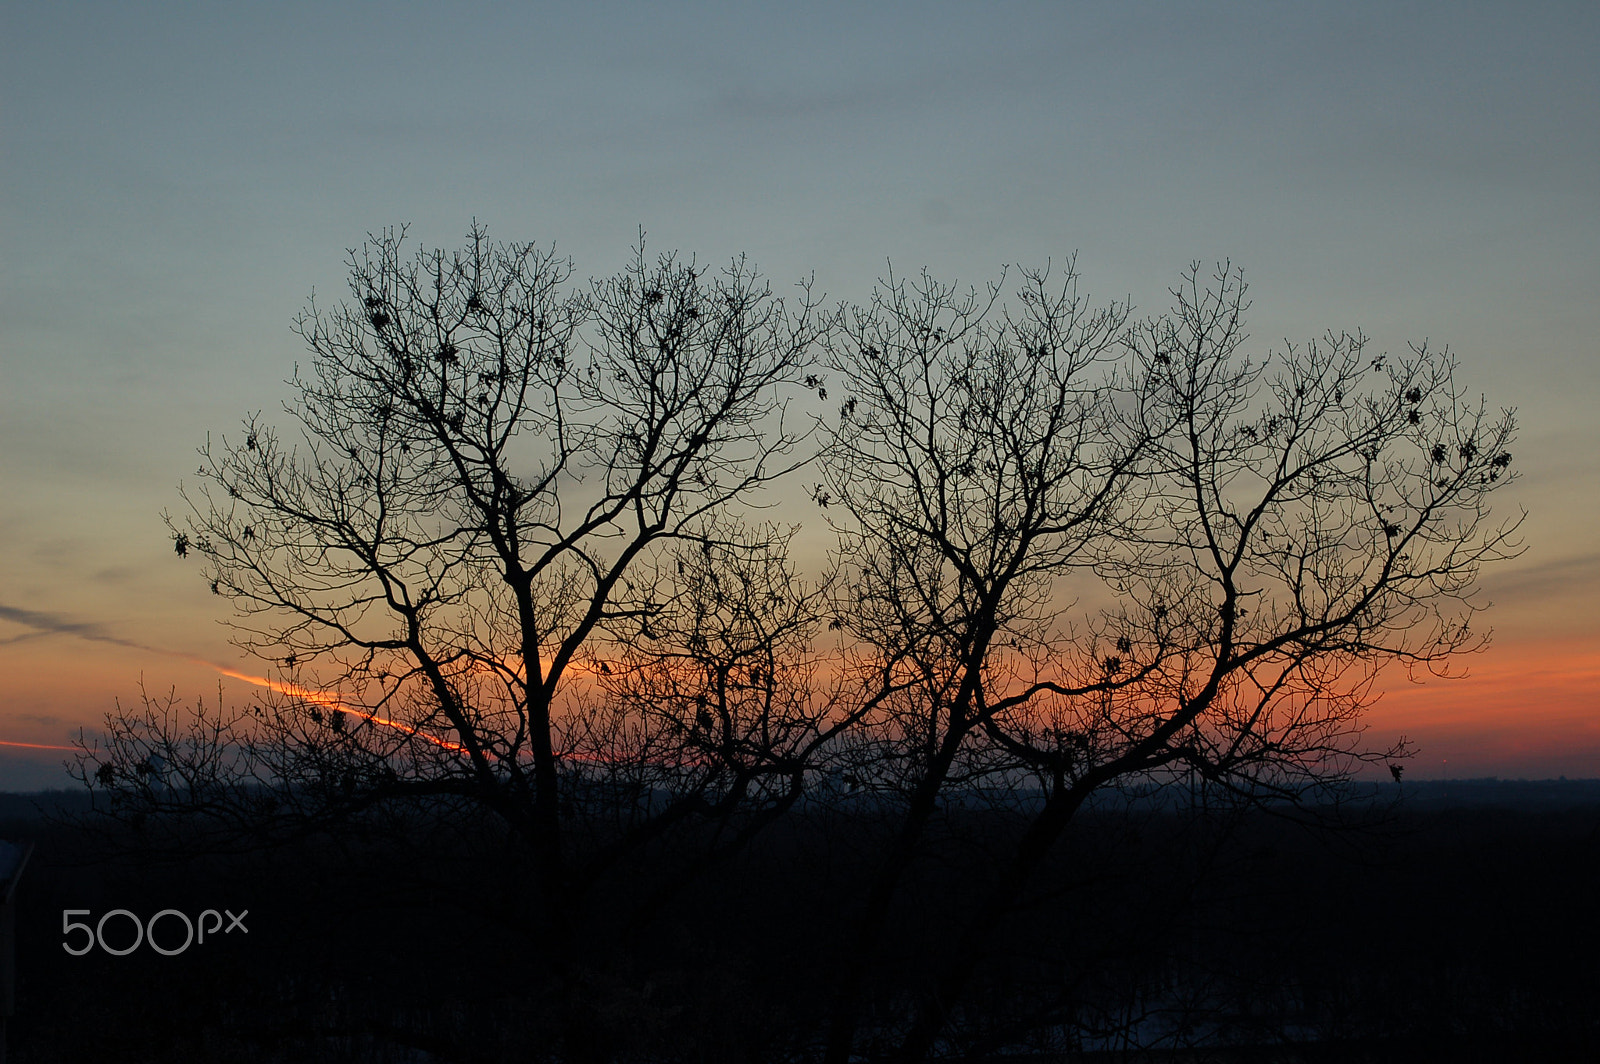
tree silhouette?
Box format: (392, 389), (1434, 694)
(75, 227), (833, 1010)
(74, 239), (1522, 1062)
(815, 261), (1520, 1062)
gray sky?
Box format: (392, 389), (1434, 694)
(3, 1), (1596, 787)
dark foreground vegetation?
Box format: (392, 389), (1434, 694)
(4, 780), (1597, 1063)
(30, 228), (1539, 1062)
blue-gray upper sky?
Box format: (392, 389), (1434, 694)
(2, 1), (1596, 787)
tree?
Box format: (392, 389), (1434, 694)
(76, 226), (834, 976)
(816, 261), (1520, 1062)
(75, 237), (1521, 1061)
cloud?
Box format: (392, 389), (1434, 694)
(1479, 550), (1600, 608)
(0, 602), (166, 655)
(0, 751), (75, 789)
(90, 565), (141, 585)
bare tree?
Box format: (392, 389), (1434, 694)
(75, 226), (833, 961)
(816, 262), (1521, 1062)
(558, 519), (838, 927)
(72, 238), (1520, 1061)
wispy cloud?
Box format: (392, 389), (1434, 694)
(1479, 551), (1600, 610)
(0, 602), (166, 654)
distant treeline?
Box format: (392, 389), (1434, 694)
(3, 786), (1598, 1063)
(9, 775), (1600, 824)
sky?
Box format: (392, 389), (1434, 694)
(2, 1), (1596, 789)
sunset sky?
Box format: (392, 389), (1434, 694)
(2, 1), (1596, 789)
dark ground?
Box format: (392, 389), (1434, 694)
(1, 780), (1597, 1063)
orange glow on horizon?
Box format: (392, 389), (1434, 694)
(1362, 635), (1600, 776)
(1372, 637), (1599, 727)
(4, 629), (1593, 774)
